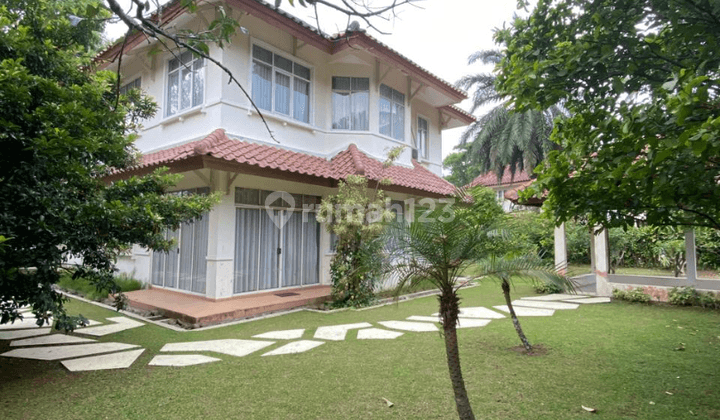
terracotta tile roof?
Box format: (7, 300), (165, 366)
(114, 129), (455, 196)
(465, 167), (533, 189)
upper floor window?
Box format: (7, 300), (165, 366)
(417, 116), (428, 159)
(379, 84), (405, 141)
(166, 51), (204, 117)
(119, 77), (141, 95)
(252, 45), (311, 124)
(332, 77), (369, 130)
(496, 189), (506, 203)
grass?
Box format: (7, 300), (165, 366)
(56, 273), (143, 301)
(2, 281), (720, 419)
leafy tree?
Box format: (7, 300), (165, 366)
(496, 0), (720, 231)
(0, 0), (217, 330)
(444, 49), (563, 184)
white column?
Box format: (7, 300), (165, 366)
(205, 190), (236, 299)
(593, 226), (612, 296)
(685, 229), (697, 284)
(554, 223), (568, 275)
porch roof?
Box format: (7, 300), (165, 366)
(465, 166), (533, 189)
(107, 129), (457, 197)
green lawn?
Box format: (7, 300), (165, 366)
(2, 282), (720, 419)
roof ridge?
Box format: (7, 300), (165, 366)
(347, 143), (366, 176)
(193, 128), (229, 155)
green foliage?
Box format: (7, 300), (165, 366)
(0, 0), (217, 331)
(57, 273), (143, 301)
(613, 288), (652, 304)
(316, 149), (400, 308)
(668, 287), (720, 309)
(497, 0), (720, 232)
(533, 281), (563, 294)
(502, 211), (555, 260)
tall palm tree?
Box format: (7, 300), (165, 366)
(451, 49), (565, 182)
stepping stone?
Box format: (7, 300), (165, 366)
(357, 328), (404, 340)
(562, 297), (611, 304)
(493, 306), (555, 317)
(0, 328), (52, 340)
(520, 294), (589, 301)
(313, 322), (373, 341)
(407, 316), (442, 323)
(0, 342), (140, 361)
(75, 316), (144, 337)
(432, 307), (506, 319)
(262, 340), (324, 356)
(149, 354), (221, 367)
(378, 321), (438, 332)
(253, 329), (305, 340)
(10, 334), (96, 347)
(0, 316), (53, 330)
(457, 318), (492, 329)
(61, 349), (144, 372)
(512, 300), (579, 310)
(160, 339), (274, 357)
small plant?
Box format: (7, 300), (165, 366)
(613, 288), (651, 304)
(533, 281), (563, 294)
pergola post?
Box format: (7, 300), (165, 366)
(685, 229), (697, 284)
(554, 223), (568, 275)
(593, 226), (612, 296)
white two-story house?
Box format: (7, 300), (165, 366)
(100, 0), (473, 301)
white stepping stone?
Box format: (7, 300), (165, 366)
(262, 340), (324, 356)
(160, 339), (274, 357)
(253, 329), (305, 340)
(0, 316), (53, 330)
(0, 342), (140, 360)
(457, 318), (492, 329)
(10, 334), (96, 347)
(562, 297), (611, 304)
(77, 319), (103, 327)
(432, 307), (506, 319)
(0, 328), (52, 340)
(493, 305), (555, 316)
(76, 316), (144, 337)
(407, 316), (442, 323)
(520, 294), (589, 301)
(357, 328), (404, 340)
(313, 322), (373, 341)
(512, 300), (579, 310)
(378, 321), (438, 332)
(149, 354), (221, 367)
(61, 349), (144, 372)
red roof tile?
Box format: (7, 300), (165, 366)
(113, 129), (455, 196)
(466, 167), (533, 188)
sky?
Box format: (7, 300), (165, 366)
(104, 0), (523, 162)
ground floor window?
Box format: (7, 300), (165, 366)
(151, 213), (209, 294)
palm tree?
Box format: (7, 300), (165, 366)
(473, 256), (573, 353)
(451, 49), (565, 182)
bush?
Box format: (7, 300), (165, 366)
(57, 273), (143, 301)
(613, 288), (651, 303)
(669, 287), (720, 309)
(533, 281), (563, 294)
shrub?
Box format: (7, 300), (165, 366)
(533, 281), (563, 294)
(669, 287), (720, 309)
(57, 273), (143, 301)
(613, 287), (651, 303)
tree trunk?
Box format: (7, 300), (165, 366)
(443, 320), (476, 420)
(502, 279), (533, 353)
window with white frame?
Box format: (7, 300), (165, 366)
(496, 189), (505, 203)
(166, 51), (204, 117)
(251, 45), (311, 123)
(119, 77), (141, 95)
(332, 77), (369, 130)
(417, 116), (429, 159)
(379, 84), (405, 141)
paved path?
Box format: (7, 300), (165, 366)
(0, 294), (610, 371)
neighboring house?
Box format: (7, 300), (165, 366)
(464, 167), (536, 212)
(100, 0), (474, 299)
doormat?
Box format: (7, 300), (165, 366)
(275, 292), (300, 297)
